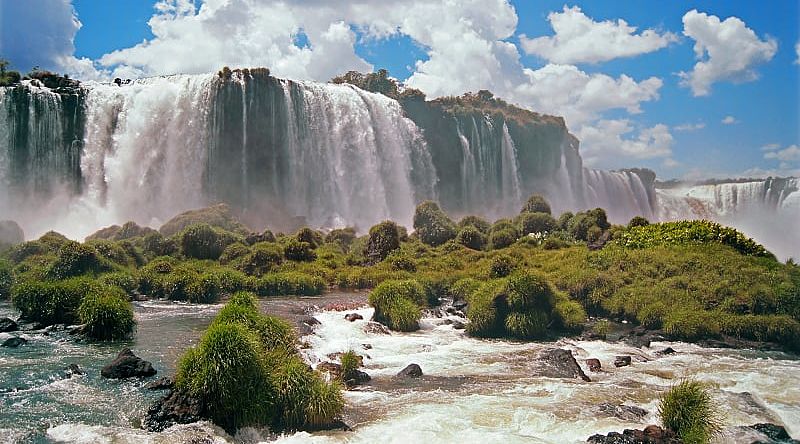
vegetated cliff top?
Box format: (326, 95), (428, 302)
(656, 176), (798, 188)
(330, 69), (565, 128)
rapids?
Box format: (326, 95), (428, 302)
(2, 298), (798, 444)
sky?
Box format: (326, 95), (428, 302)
(0, 0), (798, 180)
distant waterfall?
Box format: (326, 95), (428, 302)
(582, 169), (656, 221)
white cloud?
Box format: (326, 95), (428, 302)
(796, 42), (800, 64)
(679, 10), (777, 96)
(575, 119), (674, 168)
(721, 115), (738, 125)
(0, 0), (103, 79)
(764, 144), (800, 163)
(519, 5), (677, 64)
(674, 122), (706, 131)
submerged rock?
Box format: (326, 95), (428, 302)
(596, 403), (649, 421)
(2, 336), (27, 347)
(65, 363), (84, 377)
(655, 347), (676, 356)
(101, 348), (157, 379)
(145, 376), (175, 391)
(586, 358), (602, 372)
(396, 363), (423, 378)
(345, 313), (363, 322)
(614, 356), (632, 368)
(144, 389), (206, 432)
(0, 317), (19, 332)
(587, 425), (681, 444)
(535, 348), (591, 382)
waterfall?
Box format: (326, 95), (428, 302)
(582, 169), (655, 221)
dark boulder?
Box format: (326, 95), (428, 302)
(145, 376), (175, 390)
(363, 321), (391, 335)
(2, 336), (27, 347)
(451, 320), (466, 330)
(656, 347), (676, 356)
(345, 313), (364, 322)
(144, 389), (206, 432)
(587, 425), (681, 444)
(396, 363), (423, 378)
(65, 363), (84, 377)
(614, 356), (632, 367)
(343, 369), (371, 388)
(0, 317), (19, 333)
(586, 358), (602, 372)
(101, 348), (157, 379)
(296, 315), (321, 336)
(748, 423), (798, 443)
(619, 326), (665, 348)
(535, 348), (591, 382)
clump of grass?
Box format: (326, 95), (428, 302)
(658, 379), (722, 444)
(78, 287), (136, 340)
(368, 279), (426, 331)
(339, 350), (360, 379)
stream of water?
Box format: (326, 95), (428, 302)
(1, 297), (798, 443)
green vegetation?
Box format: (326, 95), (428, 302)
(521, 194), (552, 215)
(339, 350), (360, 380)
(12, 277), (101, 325)
(78, 287), (136, 340)
(659, 379), (722, 444)
(0, 59), (21, 86)
(176, 295), (343, 432)
(368, 280), (426, 331)
(413, 201), (457, 247)
(364, 220), (401, 264)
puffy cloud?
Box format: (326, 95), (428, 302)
(721, 115), (738, 125)
(679, 10), (777, 96)
(0, 0), (102, 79)
(674, 122), (706, 131)
(764, 144), (800, 163)
(575, 119), (674, 168)
(796, 42), (800, 64)
(519, 5), (677, 64)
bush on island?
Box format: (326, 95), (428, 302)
(368, 279), (426, 331)
(518, 212), (557, 236)
(658, 379), (721, 444)
(12, 276), (100, 325)
(456, 226), (486, 250)
(413, 201), (456, 247)
(458, 215), (491, 234)
(520, 194), (551, 215)
(364, 220), (401, 264)
(284, 239), (317, 262)
(78, 286), (136, 340)
(179, 223), (238, 260)
(47, 241), (110, 279)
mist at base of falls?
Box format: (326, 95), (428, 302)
(0, 72), (797, 260)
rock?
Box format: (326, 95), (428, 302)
(656, 347), (676, 356)
(597, 403), (649, 421)
(588, 425), (681, 444)
(2, 336), (27, 347)
(101, 348), (157, 379)
(0, 317), (19, 333)
(396, 363), (423, 378)
(362, 343), (372, 350)
(614, 356), (632, 367)
(144, 389), (205, 432)
(586, 358), (602, 372)
(145, 376), (175, 390)
(65, 363), (84, 377)
(327, 352), (364, 367)
(19, 321), (44, 331)
(317, 361), (343, 379)
(0, 220), (25, 247)
(451, 320), (466, 330)
(344, 369), (371, 388)
(363, 321), (391, 335)
(535, 348), (591, 382)
(345, 313), (363, 322)
(748, 423), (798, 443)
(619, 325), (665, 348)
(452, 299), (468, 311)
(296, 315), (322, 336)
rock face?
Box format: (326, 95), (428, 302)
(619, 326), (665, 348)
(535, 348), (591, 382)
(586, 358), (602, 372)
(587, 425), (681, 444)
(101, 348), (157, 379)
(345, 313), (364, 322)
(2, 336), (27, 347)
(0, 220), (24, 247)
(614, 356), (632, 367)
(145, 376), (175, 391)
(144, 389), (206, 432)
(0, 317), (19, 333)
(396, 363), (423, 378)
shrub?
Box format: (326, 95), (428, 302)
(141, 232), (177, 257)
(458, 215), (491, 234)
(237, 242), (283, 275)
(505, 273), (554, 312)
(179, 224), (237, 260)
(254, 272), (325, 296)
(219, 242), (250, 265)
(209, 268), (249, 294)
(450, 277), (480, 303)
(176, 323), (275, 432)
(628, 216), (650, 228)
(47, 241), (109, 279)
(387, 251), (417, 272)
(12, 277), (100, 325)
(519, 212), (557, 236)
(659, 379), (721, 444)
(325, 227), (357, 248)
(557, 212), (574, 230)
(284, 239), (317, 262)
(8, 240), (48, 263)
(456, 226), (486, 250)
(505, 311), (548, 339)
(489, 226), (518, 250)
(465, 281), (506, 337)
(159, 203), (249, 237)
(99, 271), (138, 297)
(212, 295), (296, 352)
(413, 201), (457, 247)
(295, 227), (323, 248)
(489, 255), (515, 278)
(0, 259), (12, 299)
(339, 350), (360, 379)
(364, 221), (401, 264)
(521, 194), (551, 215)
(553, 298), (586, 331)
(271, 354), (343, 429)
(592, 319), (610, 339)
(303, 379), (345, 429)
(368, 280), (426, 331)
(78, 287), (136, 340)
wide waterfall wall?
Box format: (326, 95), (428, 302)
(1, 71), (662, 240)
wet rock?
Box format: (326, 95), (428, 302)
(586, 358), (602, 372)
(317, 361), (343, 379)
(101, 348), (157, 379)
(614, 356), (632, 368)
(363, 321), (391, 335)
(619, 326), (665, 348)
(65, 363), (84, 377)
(451, 320), (466, 330)
(655, 347), (676, 356)
(296, 315), (321, 336)
(2, 336), (27, 347)
(19, 321), (44, 331)
(588, 425), (681, 444)
(748, 423), (798, 443)
(0, 317), (18, 333)
(597, 403), (649, 421)
(362, 343), (372, 350)
(144, 389), (206, 432)
(535, 348), (591, 382)
(145, 376), (175, 390)
(345, 313), (363, 322)
(396, 363), (423, 378)
(344, 369), (371, 388)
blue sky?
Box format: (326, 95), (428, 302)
(1, 0), (798, 180)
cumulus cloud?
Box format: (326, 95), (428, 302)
(721, 115), (738, 125)
(679, 10), (777, 96)
(674, 122), (706, 131)
(0, 0), (102, 79)
(764, 144), (800, 163)
(575, 119), (674, 168)
(519, 5), (677, 64)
